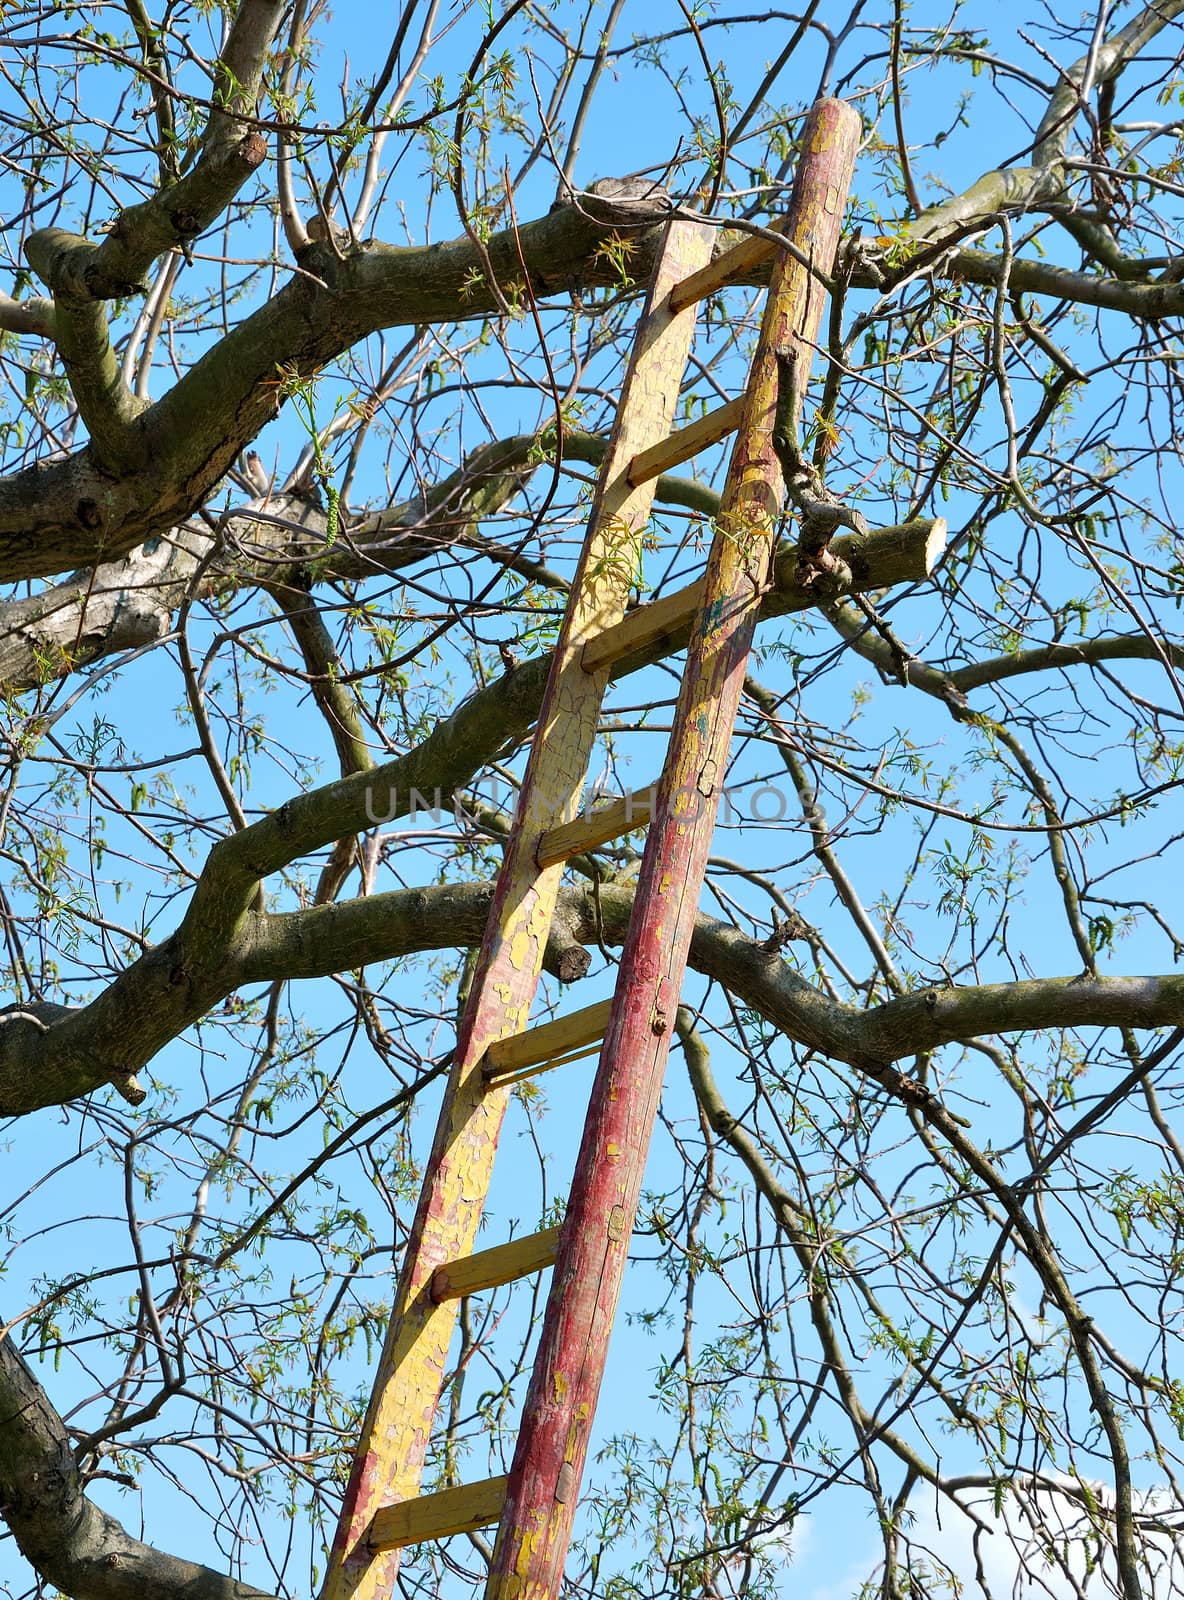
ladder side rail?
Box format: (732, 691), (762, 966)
(484, 98), (862, 1600)
(320, 218), (716, 1600)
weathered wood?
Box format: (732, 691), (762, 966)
(368, 1476), (508, 1552)
(431, 1227), (562, 1303)
(535, 790), (655, 868)
(320, 217), (716, 1600)
(582, 579), (706, 674)
(626, 396), (743, 486)
(668, 231), (779, 312)
(483, 1000), (613, 1084)
(484, 97), (862, 1600)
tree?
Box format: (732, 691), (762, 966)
(2, 2), (1184, 1597)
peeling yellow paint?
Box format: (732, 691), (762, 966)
(562, 1404), (591, 1463)
(514, 1524), (542, 1578)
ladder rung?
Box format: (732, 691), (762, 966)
(484, 998), (614, 1085)
(431, 1225), (562, 1303)
(585, 516), (950, 675)
(669, 232), (778, 312)
(368, 1474), (508, 1552)
(582, 577), (705, 674)
(536, 789), (655, 868)
(627, 396), (743, 487)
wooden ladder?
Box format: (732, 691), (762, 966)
(322, 96), (860, 1600)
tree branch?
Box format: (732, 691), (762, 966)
(0, 433), (700, 693)
(1032, 0), (1184, 168)
(9, 150), (1184, 586)
(207, 0), (289, 154)
(15, 0), (282, 484)
(0, 533), (195, 692)
(0, 292), (55, 339)
(948, 633), (1184, 692)
(23, 231), (146, 468)
(903, 0), (1184, 281)
(931, 244), (1184, 317)
(0, 1333), (278, 1600)
(25, 0), (284, 308)
(0, 516), (944, 1117)
(0, 189), (679, 583)
(7, 867), (1184, 1124)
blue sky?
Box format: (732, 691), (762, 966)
(4, 3), (1184, 1598)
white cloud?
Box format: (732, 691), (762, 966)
(793, 1479), (1184, 1600)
